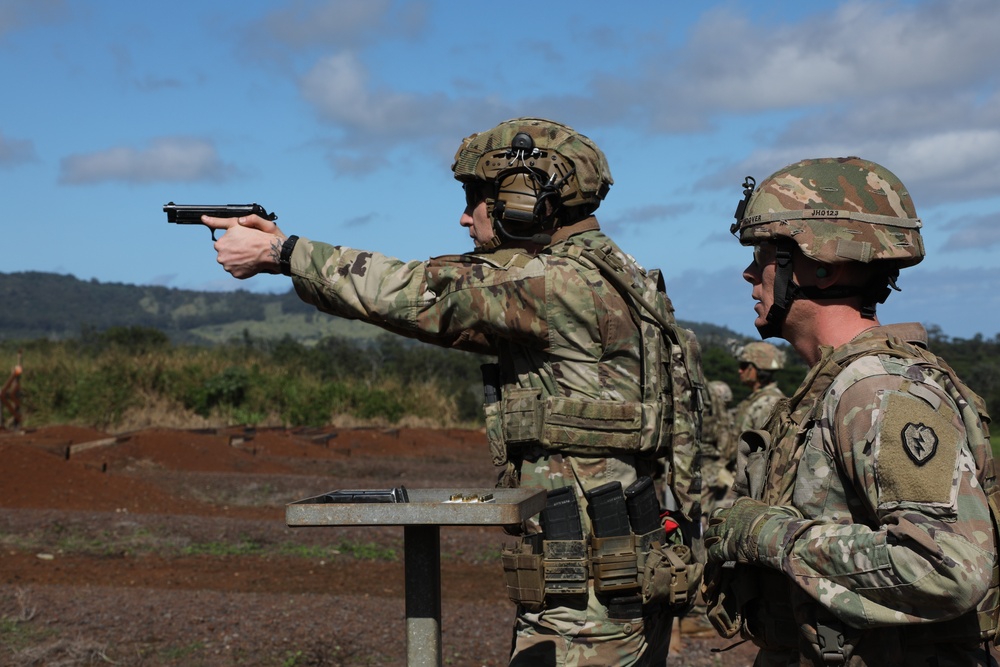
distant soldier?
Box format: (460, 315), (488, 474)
(705, 157), (999, 665)
(701, 380), (736, 515)
(203, 117), (703, 665)
(681, 379), (737, 639)
(733, 341), (785, 433)
(0, 352), (23, 430)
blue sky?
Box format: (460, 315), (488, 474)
(2, 0), (999, 340)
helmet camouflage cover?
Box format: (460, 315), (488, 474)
(708, 380), (733, 405)
(452, 117), (613, 227)
(737, 341), (785, 371)
(732, 157), (924, 268)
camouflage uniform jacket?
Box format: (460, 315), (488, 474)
(286, 218), (648, 436)
(734, 382), (784, 433)
(287, 217), (675, 664)
(732, 323), (998, 666)
(701, 392), (737, 500)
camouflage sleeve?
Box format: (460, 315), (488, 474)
(735, 386), (782, 432)
(757, 358), (995, 627)
(286, 237), (554, 351)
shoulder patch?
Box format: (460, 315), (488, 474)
(875, 390), (961, 506)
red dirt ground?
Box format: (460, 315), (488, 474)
(0, 425), (756, 666)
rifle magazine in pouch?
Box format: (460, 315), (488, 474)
(542, 539), (589, 596)
(483, 401), (506, 467)
(501, 539), (544, 611)
(591, 535), (639, 594)
(503, 387), (543, 444)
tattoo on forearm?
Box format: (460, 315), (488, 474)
(269, 238), (283, 265)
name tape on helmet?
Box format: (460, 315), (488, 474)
(737, 209), (922, 231)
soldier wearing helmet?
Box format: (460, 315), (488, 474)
(452, 117), (613, 250)
(0, 358), (23, 430)
(733, 341), (786, 434)
(704, 157), (999, 666)
(204, 117), (698, 665)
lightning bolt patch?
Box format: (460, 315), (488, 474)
(901, 422), (938, 466)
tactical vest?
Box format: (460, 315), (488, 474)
(729, 332), (1000, 664)
(480, 240), (706, 526)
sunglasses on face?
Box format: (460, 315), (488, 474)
(738, 361), (753, 370)
(463, 182), (492, 209)
(752, 242), (776, 269)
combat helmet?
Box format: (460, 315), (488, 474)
(737, 342), (785, 371)
(707, 380), (733, 405)
(452, 117), (613, 248)
(730, 157), (925, 337)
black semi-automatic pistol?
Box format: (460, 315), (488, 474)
(163, 202), (278, 240)
(320, 487), (410, 504)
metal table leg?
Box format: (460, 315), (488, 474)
(287, 488), (546, 666)
(404, 524), (442, 667)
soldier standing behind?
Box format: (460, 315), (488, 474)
(704, 157), (999, 665)
(680, 379), (737, 639)
(733, 341), (785, 433)
(701, 380), (737, 517)
(0, 352), (23, 430)
(203, 117), (702, 666)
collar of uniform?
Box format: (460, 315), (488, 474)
(850, 322), (928, 347)
(549, 216), (600, 245)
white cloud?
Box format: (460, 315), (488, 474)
(263, 0), (395, 47)
(300, 51), (511, 138)
(0, 0), (68, 38)
(58, 137), (239, 185)
(669, 0), (1000, 116)
(0, 130), (36, 167)
(298, 51), (515, 172)
(600, 0), (1000, 206)
(343, 212), (377, 228)
(602, 202), (695, 235)
(242, 0), (427, 62)
(884, 130), (1000, 199)
(287, 0), (1000, 194)
(942, 212), (1000, 252)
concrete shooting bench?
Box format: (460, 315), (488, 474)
(286, 487), (546, 667)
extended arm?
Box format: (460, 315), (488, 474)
(285, 237), (551, 351)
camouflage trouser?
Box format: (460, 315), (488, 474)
(508, 449), (673, 666)
(509, 594), (673, 666)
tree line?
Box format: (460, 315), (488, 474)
(2, 324), (997, 439)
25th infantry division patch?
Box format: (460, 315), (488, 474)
(901, 422), (938, 466)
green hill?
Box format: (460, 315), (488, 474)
(0, 271), (749, 347)
(0, 271), (382, 344)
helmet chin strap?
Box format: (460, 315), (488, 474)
(472, 217), (551, 252)
(493, 219), (551, 245)
(758, 246), (795, 339)
(758, 246), (886, 339)
(474, 234), (504, 252)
